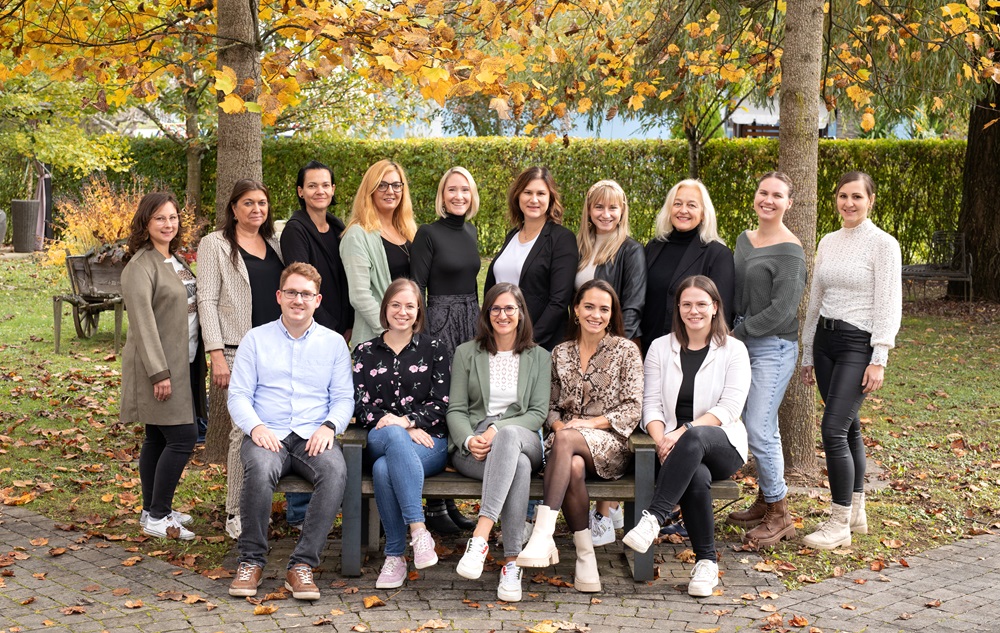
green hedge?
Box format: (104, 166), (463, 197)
(3, 136), (964, 263)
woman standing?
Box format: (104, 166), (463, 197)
(340, 159), (417, 349)
(485, 166), (578, 351)
(280, 160), (354, 338)
(353, 279), (451, 589)
(449, 283), (551, 603)
(725, 172), (806, 547)
(640, 179), (734, 356)
(410, 166), (481, 360)
(622, 276), (751, 598)
(121, 192), (202, 540)
(574, 179), (646, 545)
(800, 171), (902, 549)
(198, 180), (283, 539)
(517, 280), (643, 594)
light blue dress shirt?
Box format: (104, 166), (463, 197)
(228, 318), (354, 439)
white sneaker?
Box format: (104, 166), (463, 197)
(140, 509), (193, 527)
(226, 514), (242, 540)
(456, 536), (489, 580)
(521, 521), (534, 547)
(589, 511), (615, 547)
(143, 515), (195, 540)
(497, 561), (522, 602)
(688, 559), (719, 597)
(609, 504), (625, 530)
(622, 510), (660, 553)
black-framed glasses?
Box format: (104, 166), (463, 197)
(376, 181), (404, 192)
(489, 306), (519, 317)
(281, 290), (317, 301)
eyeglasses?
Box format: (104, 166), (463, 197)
(388, 301), (417, 312)
(281, 290), (317, 301)
(679, 301), (714, 312)
(376, 181), (404, 193)
(150, 215), (179, 225)
(489, 306), (519, 317)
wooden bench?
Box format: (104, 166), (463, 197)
(277, 425), (740, 582)
(901, 230), (974, 300)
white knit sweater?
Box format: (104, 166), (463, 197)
(802, 219), (902, 367)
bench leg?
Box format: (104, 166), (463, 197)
(630, 446), (656, 582)
(114, 300), (123, 354)
(341, 442), (362, 577)
(53, 297), (63, 354)
(367, 498), (381, 559)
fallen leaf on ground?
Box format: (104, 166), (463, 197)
(854, 579), (867, 585)
(124, 599), (143, 609)
(712, 609), (731, 616)
(407, 570), (420, 581)
(741, 593), (758, 600)
(312, 617), (332, 625)
(184, 594), (206, 604)
(899, 558), (909, 567)
(342, 586), (359, 594)
(898, 612), (912, 620)
(675, 549), (696, 564)
(329, 609), (345, 616)
(797, 575), (817, 583)
(32, 572), (45, 580)
(590, 598), (601, 604)
(418, 619), (448, 630)
(82, 584), (101, 592)
(841, 604), (857, 610)
(526, 622), (560, 633)
(253, 604), (278, 615)
(121, 556), (142, 567)
(29, 538), (48, 546)
(20, 597), (35, 605)
(776, 562), (797, 571)
(761, 604), (778, 612)
(263, 589), (289, 601)
(362, 595), (385, 609)
(788, 615), (809, 627)
(352, 625), (368, 632)
(112, 588), (131, 596)
(48, 547), (66, 556)
(59, 606), (87, 615)
(694, 629), (720, 633)
(925, 599), (942, 608)
(754, 561), (775, 572)
(156, 590), (183, 600)
(881, 539), (904, 549)
(759, 591), (779, 599)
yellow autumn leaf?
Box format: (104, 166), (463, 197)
(627, 93), (644, 110)
(219, 93), (245, 114)
(490, 97), (511, 120)
(861, 111), (875, 132)
(213, 66), (238, 95)
(576, 97), (593, 113)
(375, 55), (402, 71)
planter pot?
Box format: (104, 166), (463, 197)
(12, 200), (39, 253)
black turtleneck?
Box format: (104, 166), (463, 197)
(410, 214), (481, 296)
(641, 227), (699, 343)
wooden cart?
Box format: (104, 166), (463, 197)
(53, 249), (125, 353)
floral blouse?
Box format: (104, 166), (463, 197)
(546, 335), (644, 480)
(352, 333), (451, 437)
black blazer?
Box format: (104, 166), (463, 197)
(485, 221), (578, 351)
(640, 235), (735, 354)
(595, 237), (646, 340)
(280, 209), (354, 335)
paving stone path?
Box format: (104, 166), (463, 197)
(1, 505), (997, 633)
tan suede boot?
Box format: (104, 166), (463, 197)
(572, 529), (601, 593)
(850, 492), (868, 534)
(515, 505), (560, 568)
(727, 489), (766, 528)
(802, 503), (852, 550)
(743, 497), (796, 548)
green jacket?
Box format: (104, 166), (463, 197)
(446, 341), (551, 455)
(339, 224), (392, 348)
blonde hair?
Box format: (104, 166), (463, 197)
(345, 159), (416, 241)
(577, 180), (631, 271)
(653, 179), (725, 245)
(435, 167), (480, 219)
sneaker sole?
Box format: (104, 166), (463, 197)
(591, 531), (616, 547)
(622, 532), (652, 553)
(497, 588), (522, 602)
(688, 578), (718, 597)
(228, 579), (262, 597)
(573, 579), (601, 592)
(414, 554), (438, 570)
(456, 560), (484, 580)
(375, 578), (405, 589)
(142, 528), (196, 541)
(284, 582), (320, 600)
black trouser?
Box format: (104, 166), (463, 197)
(812, 324), (872, 506)
(139, 423), (197, 519)
(647, 426), (744, 562)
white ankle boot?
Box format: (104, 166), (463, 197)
(516, 505), (559, 568)
(850, 492), (868, 534)
(802, 503), (852, 550)
(572, 529), (601, 593)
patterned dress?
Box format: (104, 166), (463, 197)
(545, 335), (644, 479)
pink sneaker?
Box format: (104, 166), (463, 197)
(410, 528), (438, 570)
(376, 555), (407, 589)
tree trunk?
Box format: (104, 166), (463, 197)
(957, 84), (1000, 301)
(777, 0), (824, 478)
(204, 0), (263, 465)
(684, 122), (701, 179)
(183, 67), (205, 217)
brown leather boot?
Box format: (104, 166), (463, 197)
(743, 497), (796, 548)
(727, 489), (766, 528)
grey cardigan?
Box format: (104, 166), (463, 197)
(446, 341), (551, 456)
(339, 224), (393, 348)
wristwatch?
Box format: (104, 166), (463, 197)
(322, 420), (337, 431)
(683, 422), (694, 430)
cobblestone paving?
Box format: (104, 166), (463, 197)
(1, 505), (996, 633)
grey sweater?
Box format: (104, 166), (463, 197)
(732, 232), (807, 342)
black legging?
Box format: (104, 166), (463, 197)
(139, 423), (198, 519)
(812, 325), (872, 506)
(646, 426), (743, 562)
(542, 429), (599, 532)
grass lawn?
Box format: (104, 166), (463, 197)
(2, 256), (999, 586)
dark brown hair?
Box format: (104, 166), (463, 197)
(475, 283), (535, 355)
(506, 166), (564, 229)
(757, 171), (795, 199)
(566, 279), (625, 341)
(280, 262), (322, 293)
(223, 179), (275, 266)
(379, 278), (425, 333)
(126, 192), (182, 255)
(671, 275), (730, 349)
(835, 171), (876, 199)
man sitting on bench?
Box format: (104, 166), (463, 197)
(226, 262), (353, 600)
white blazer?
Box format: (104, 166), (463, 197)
(641, 333), (751, 462)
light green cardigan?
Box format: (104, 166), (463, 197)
(339, 224), (392, 348)
(446, 341), (551, 456)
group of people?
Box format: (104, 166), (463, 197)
(118, 163), (902, 603)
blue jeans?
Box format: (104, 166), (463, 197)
(238, 433), (346, 569)
(743, 336), (798, 502)
(366, 425), (448, 557)
(286, 493), (311, 525)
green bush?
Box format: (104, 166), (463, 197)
(5, 135), (964, 263)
